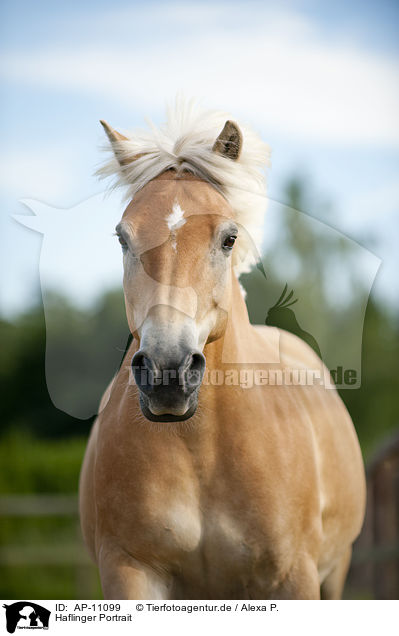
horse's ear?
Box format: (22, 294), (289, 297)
(100, 120), (136, 166)
(100, 120), (128, 143)
(212, 120), (242, 161)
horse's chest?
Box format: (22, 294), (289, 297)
(155, 497), (260, 569)
(153, 497), (277, 598)
(156, 499), (203, 554)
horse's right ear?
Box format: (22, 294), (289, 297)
(100, 120), (128, 144)
(100, 120), (138, 167)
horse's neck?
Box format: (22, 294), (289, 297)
(204, 275), (253, 369)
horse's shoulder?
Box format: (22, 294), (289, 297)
(252, 324), (323, 370)
(278, 327), (324, 369)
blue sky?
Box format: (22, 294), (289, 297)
(0, 0), (398, 316)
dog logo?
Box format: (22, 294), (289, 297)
(3, 602), (50, 633)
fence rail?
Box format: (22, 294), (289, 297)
(0, 493), (98, 597)
(0, 494), (79, 517)
(0, 495), (89, 567)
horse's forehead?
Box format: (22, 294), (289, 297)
(121, 177), (232, 227)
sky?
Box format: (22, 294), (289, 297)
(0, 0), (398, 317)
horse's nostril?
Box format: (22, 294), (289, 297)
(132, 352), (155, 372)
(190, 353), (206, 373)
(183, 352), (206, 389)
(131, 351), (160, 393)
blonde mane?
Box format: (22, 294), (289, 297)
(97, 100), (270, 274)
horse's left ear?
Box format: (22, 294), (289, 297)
(100, 120), (137, 166)
(212, 120), (242, 161)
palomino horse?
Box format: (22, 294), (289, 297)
(79, 104), (365, 599)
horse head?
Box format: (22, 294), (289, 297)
(100, 117), (264, 422)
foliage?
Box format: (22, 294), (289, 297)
(0, 432), (86, 494)
(0, 289), (128, 439)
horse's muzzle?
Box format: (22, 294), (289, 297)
(131, 350), (206, 422)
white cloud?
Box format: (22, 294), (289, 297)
(1, 3), (398, 146)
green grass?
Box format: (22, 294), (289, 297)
(3, 564), (101, 600)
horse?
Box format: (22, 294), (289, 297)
(79, 103), (366, 599)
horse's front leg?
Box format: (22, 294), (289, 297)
(98, 543), (172, 599)
(269, 557), (321, 600)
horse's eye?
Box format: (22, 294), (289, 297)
(223, 235), (237, 250)
(118, 235), (128, 251)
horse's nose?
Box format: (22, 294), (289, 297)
(131, 350), (206, 396)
